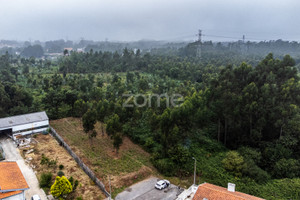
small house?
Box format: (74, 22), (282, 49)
(192, 182), (265, 200)
(0, 162), (29, 200)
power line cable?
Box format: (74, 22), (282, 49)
(156, 29), (300, 42)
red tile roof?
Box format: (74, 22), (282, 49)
(193, 183), (265, 200)
(0, 162), (29, 192)
(0, 191), (22, 199)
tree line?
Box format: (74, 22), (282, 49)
(1, 47), (300, 198)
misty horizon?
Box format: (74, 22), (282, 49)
(0, 0), (300, 42)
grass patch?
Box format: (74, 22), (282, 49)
(111, 186), (126, 199)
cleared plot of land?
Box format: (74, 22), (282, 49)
(50, 117), (156, 197)
(30, 134), (106, 200)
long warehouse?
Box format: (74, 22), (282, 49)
(0, 111), (49, 138)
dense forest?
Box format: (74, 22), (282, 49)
(0, 43), (300, 199)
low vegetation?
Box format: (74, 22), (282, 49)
(39, 172), (52, 188)
(31, 134), (105, 200)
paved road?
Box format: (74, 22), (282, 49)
(115, 177), (181, 200)
(0, 137), (47, 200)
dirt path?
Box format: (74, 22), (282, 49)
(0, 138), (47, 200)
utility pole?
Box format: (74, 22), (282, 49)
(192, 157), (197, 185)
(197, 29), (202, 58)
(242, 35), (246, 54)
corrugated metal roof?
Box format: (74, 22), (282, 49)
(0, 111), (48, 129)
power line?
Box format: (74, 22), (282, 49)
(203, 32), (299, 42)
(159, 33), (196, 41)
(158, 29), (300, 43)
(203, 34), (241, 40)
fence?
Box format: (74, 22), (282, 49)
(49, 126), (110, 197)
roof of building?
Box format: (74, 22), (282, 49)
(0, 111), (48, 129)
(0, 190), (22, 199)
(177, 184), (198, 200)
(193, 183), (265, 200)
(0, 162), (29, 192)
(64, 47), (73, 51)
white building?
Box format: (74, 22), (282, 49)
(0, 111), (49, 139)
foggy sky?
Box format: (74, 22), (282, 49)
(0, 0), (300, 42)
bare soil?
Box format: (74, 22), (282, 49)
(28, 134), (106, 200)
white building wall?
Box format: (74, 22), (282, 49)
(3, 191), (25, 200)
(13, 127), (48, 137)
(12, 120), (49, 132)
(176, 185), (198, 200)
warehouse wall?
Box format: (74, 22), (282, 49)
(12, 120), (49, 132)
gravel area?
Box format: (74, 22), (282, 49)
(115, 177), (181, 200)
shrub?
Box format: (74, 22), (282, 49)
(68, 177), (74, 185)
(153, 158), (175, 176)
(238, 146), (262, 165)
(262, 144), (292, 170)
(90, 130), (97, 139)
(40, 172), (53, 188)
(273, 158), (300, 178)
(242, 159), (270, 183)
(49, 160), (57, 168)
(57, 171), (65, 177)
(144, 137), (155, 151)
(40, 154), (57, 168)
(68, 176), (79, 191)
(258, 178), (300, 199)
(59, 164), (64, 170)
(74, 180), (79, 191)
(50, 176), (73, 199)
(40, 154), (49, 165)
(222, 151), (246, 177)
